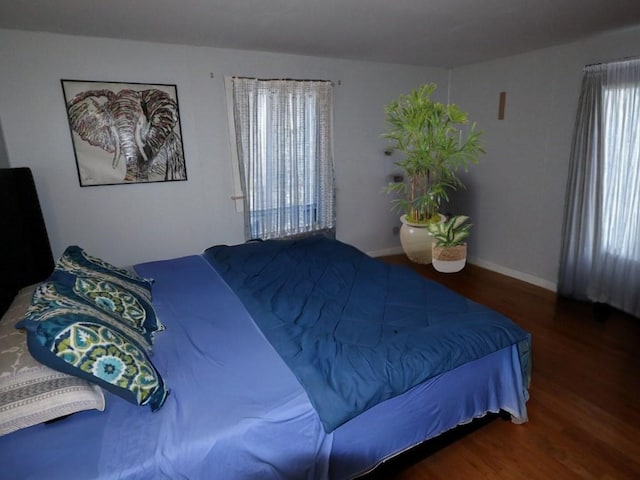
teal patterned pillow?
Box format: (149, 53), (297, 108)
(24, 281), (154, 352)
(17, 283), (168, 411)
(52, 270), (164, 344)
(55, 246), (154, 303)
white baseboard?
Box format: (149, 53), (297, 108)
(468, 257), (557, 292)
(367, 246), (404, 258)
(366, 247), (557, 292)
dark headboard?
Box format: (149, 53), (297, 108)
(0, 167), (54, 316)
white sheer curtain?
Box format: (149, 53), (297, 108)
(558, 58), (640, 318)
(229, 77), (335, 240)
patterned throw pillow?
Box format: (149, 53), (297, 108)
(52, 270), (164, 345)
(17, 285), (168, 411)
(1, 286), (105, 436)
(24, 281), (154, 353)
(55, 246), (154, 303)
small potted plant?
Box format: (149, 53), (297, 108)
(426, 215), (472, 273)
(382, 83), (483, 264)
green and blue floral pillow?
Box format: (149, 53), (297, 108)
(23, 281), (154, 353)
(16, 247), (169, 411)
(55, 245), (154, 303)
(52, 270), (164, 346)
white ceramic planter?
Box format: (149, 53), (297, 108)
(399, 214), (435, 264)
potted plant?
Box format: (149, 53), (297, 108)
(382, 83), (483, 263)
(426, 215), (472, 273)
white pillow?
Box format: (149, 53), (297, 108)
(0, 285), (105, 436)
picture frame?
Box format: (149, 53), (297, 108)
(61, 80), (187, 186)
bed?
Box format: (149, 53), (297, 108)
(0, 167), (531, 479)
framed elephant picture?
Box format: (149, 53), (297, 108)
(61, 80), (187, 186)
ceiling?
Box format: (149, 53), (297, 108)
(1, 0), (640, 68)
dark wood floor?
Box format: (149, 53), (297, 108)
(371, 255), (640, 480)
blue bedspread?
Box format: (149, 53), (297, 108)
(204, 236), (531, 432)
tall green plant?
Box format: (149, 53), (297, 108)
(382, 83), (484, 224)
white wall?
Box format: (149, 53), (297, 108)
(4, 26), (639, 287)
(0, 118), (8, 168)
(0, 29), (447, 266)
(448, 26), (640, 290)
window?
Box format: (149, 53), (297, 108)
(601, 81), (640, 259)
(559, 58), (640, 318)
(227, 77), (335, 240)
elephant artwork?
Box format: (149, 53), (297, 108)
(62, 80), (187, 186)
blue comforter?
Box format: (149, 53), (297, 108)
(203, 236), (531, 432)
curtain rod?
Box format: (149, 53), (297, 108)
(585, 55), (640, 69)
(231, 76), (338, 86)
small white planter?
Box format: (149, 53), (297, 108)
(432, 244), (467, 273)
